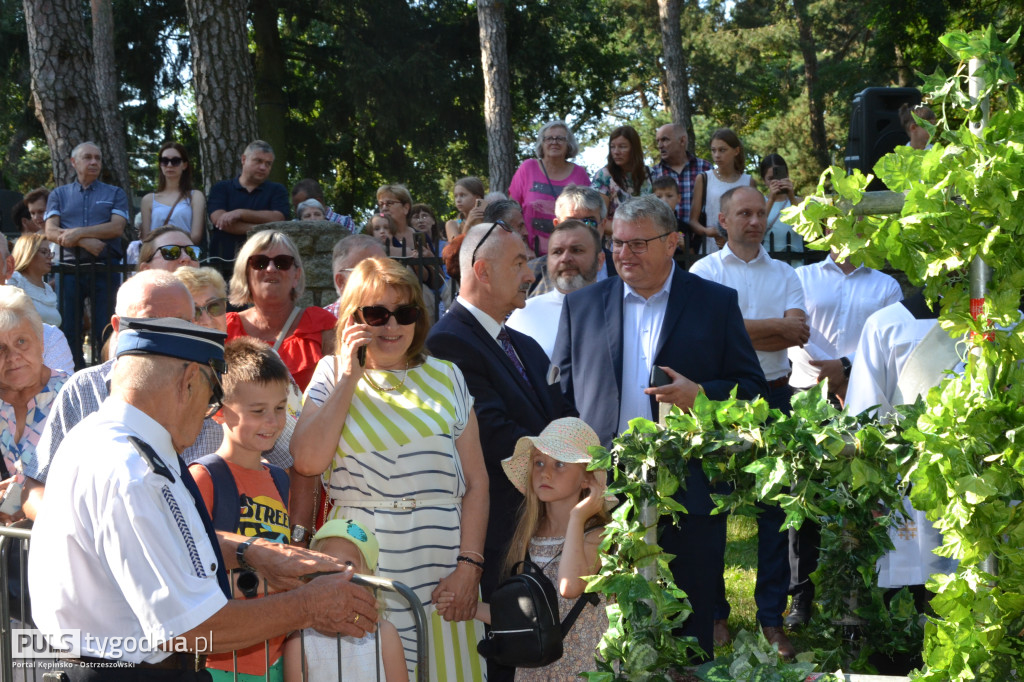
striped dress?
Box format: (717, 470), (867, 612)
(304, 356), (486, 681)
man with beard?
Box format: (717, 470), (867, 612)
(507, 219), (604, 358)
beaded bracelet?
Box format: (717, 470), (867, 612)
(457, 555), (485, 570)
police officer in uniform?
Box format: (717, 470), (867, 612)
(30, 317), (377, 681)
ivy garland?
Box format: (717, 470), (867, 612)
(580, 24), (1024, 682)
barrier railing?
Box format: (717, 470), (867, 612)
(0, 526), (428, 682)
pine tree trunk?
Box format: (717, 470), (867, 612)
(252, 0), (288, 186)
(185, 0), (258, 193)
(23, 0), (105, 184)
(477, 0), (515, 194)
(90, 0), (132, 200)
(792, 0), (830, 171)
(658, 0), (692, 136)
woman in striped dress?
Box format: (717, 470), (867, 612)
(291, 257), (488, 681)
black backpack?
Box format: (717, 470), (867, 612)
(477, 555), (599, 668)
(192, 454), (290, 533)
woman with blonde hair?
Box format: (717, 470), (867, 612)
(291, 256), (488, 680)
(9, 234), (59, 326)
(226, 231), (336, 391)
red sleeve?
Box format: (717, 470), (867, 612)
(187, 464), (216, 515)
(225, 312), (245, 341)
(277, 307), (338, 391)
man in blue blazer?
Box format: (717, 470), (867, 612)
(427, 222), (573, 651)
(552, 195), (767, 658)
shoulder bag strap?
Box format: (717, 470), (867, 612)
(160, 194), (186, 227)
(538, 159), (557, 196)
(530, 541), (601, 638)
(273, 306), (305, 351)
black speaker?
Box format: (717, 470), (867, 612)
(844, 87), (922, 191)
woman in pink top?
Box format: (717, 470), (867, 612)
(508, 119), (590, 255)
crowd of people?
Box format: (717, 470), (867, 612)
(0, 105), (946, 681)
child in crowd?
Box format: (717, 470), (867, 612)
(444, 176), (486, 241)
(652, 175), (693, 252)
(689, 128), (756, 255)
(368, 213), (397, 245)
(189, 337), (292, 682)
(284, 519), (408, 682)
(438, 417), (611, 681)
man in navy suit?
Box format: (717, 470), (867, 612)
(427, 220), (572, 678)
(552, 194), (767, 659)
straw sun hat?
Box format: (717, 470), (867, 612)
(501, 417), (607, 495)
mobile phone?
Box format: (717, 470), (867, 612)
(772, 166), (788, 181)
(0, 480), (23, 516)
(649, 365), (671, 388)
(357, 346), (366, 367)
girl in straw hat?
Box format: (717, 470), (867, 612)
(439, 417), (612, 680)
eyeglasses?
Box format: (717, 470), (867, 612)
(470, 220), (514, 266)
(610, 231), (674, 254)
(569, 217), (599, 229)
(199, 365), (224, 418)
(194, 297), (228, 319)
(543, 136), (567, 143)
(248, 254), (296, 271)
(150, 244), (201, 262)
(357, 304), (421, 327)
(159, 156), (184, 167)
(377, 200), (402, 210)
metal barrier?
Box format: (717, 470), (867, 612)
(0, 526), (429, 682)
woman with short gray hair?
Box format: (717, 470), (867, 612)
(509, 119), (591, 256)
(0, 286), (69, 522)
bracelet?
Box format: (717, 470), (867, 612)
(460, 550), (484, 561)
(457, 555), (485, 570)
(237, 537), (258, 572)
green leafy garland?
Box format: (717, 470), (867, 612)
(581, 25), (1024, 682)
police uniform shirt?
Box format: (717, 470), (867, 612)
(29, 398), (229, 664)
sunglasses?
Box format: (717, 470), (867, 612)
(151, 244), (201, 262)
(159, 156), (184, 167)
(357, 304), (421, 327)
(470, 220), (514, 265)
(248, 254), (296, 271)
(194, 297), (228, 319)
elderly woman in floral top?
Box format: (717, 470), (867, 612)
(0, 286), (69, 523)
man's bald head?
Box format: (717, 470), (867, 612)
(114, 270), (194, 321)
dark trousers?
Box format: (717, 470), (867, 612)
(789, 521), (821, 600)
(713, 381), (794, 627)
(664, 513), (725, 660)
(482, 539), (515, 682)
(58, 268), (115, 370)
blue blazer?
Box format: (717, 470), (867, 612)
(552, 266), (768, 515)
(426, 301), (574, 577)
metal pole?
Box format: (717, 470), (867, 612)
(968, 57), (999, 579)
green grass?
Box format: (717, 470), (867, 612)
(718, 514), (817, 658)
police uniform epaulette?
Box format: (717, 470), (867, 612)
(127, 436), (175, 483)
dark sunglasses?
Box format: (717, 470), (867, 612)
(159, 156), (184, 167)
(470, 219), (514, 265)
(357, 304), (421, 327)
(248, 254), (296, 271)
(194, 297), (228, 319)
(150, 244), (200, 262)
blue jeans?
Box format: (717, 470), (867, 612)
(59, 264), (117, 370)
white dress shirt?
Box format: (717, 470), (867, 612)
(788, 255), (903, 388)
(30, 398), (228, 663)
(506, 289), (565, 360)
(618, 274), (673, 434)
(689, 244), (805, 381)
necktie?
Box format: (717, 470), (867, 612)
(497, 326), (531, 385)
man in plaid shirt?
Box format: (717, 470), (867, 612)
(651, 123), (712, 245)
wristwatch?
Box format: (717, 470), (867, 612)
(236, 536), (257, 572)
(840, 356), (852, 378)
(291, 524), (310, 543)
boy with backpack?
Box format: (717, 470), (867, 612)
(189, 337), (292, 681)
